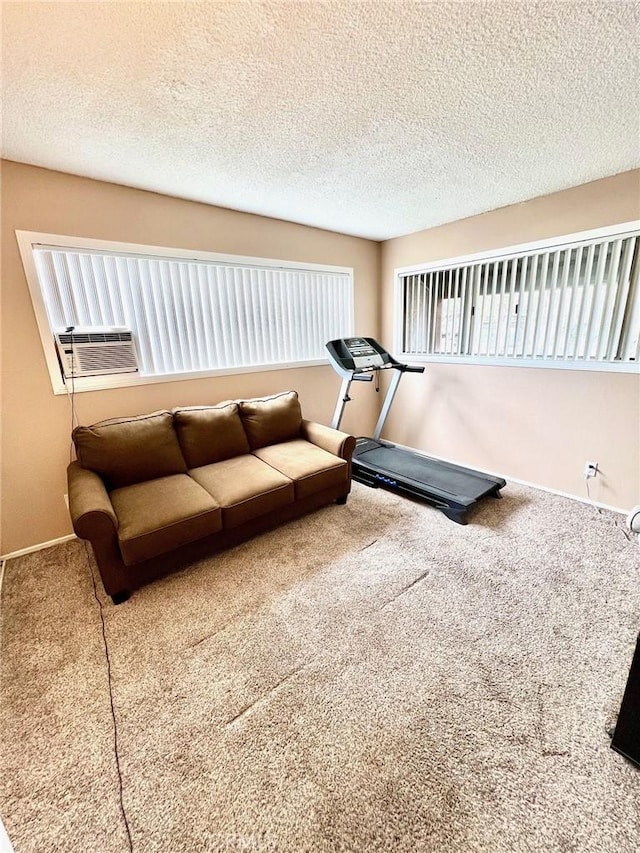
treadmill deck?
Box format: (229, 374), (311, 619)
(352, 438), (506, 522)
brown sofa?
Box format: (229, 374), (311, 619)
(67, 391), (355, 603)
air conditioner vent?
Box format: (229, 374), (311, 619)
(57, 331), (133, 345)
(54, 327), (139, 379)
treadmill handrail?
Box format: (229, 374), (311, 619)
(327, 338), (426, 433)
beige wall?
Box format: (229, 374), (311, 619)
(381, 170), (640, 512)
(3, 163), (639, 553)
(0, 161), (380, 554)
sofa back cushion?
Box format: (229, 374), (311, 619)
(73, 410), (187, 489)
(239, 391), (302, 450)
(173, 403), (250, 469)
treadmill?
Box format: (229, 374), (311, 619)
(326, 337), (506, 524)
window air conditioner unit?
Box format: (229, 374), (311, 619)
(55, 327), (139, 379)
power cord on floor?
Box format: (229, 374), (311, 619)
(65, 326), (80, 464)
(62, 327), (132, 847)
(585, 477), (633, 543)
(82, 540), (134, 853)
(0, 559), (6, 604)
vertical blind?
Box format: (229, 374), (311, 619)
(33, 247), (354, 376)
(400, 233), (640, 365)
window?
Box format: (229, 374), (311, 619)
(17, 232), (354, 393)
(397, 224), (640, 371)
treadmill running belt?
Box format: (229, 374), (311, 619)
(359, 446), (489, 498)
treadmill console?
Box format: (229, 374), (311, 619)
(326, 337), (394, 374)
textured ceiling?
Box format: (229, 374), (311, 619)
(2, 1), (639, 240)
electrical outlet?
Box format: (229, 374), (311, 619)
(584, 462), (598, 479)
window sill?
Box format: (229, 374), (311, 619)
(53, 359), (328, 395)
(398, 354), (640, 374)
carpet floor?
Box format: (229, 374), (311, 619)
(1, 482), (639, 853)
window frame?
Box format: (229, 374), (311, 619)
(16, 230), (355, 395)
(393, 221), (640, 374)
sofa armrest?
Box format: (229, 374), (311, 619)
(301, 420), (356, 461)
(67, 461), (118, 540)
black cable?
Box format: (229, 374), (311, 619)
(63, 326), (132, 848)
(82, 539), (134, 853)
(66, 326), (78, 464)
(71, 367), (76, 435)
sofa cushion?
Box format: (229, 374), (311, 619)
(73, 410), (187, 489)
(173, 403), (250, 468)
(253, 439), (349, 500)
(110, 474), (222, 565)
(238, 391), (302, 450)
(190, 455), (294, 529)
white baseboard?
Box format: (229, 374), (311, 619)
(386, 441), (629, 516)
(0, 457), (630, 564)
(0, 533), (77, 562)
(491, 472), (627, 515)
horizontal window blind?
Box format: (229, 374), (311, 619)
(400, 231), (640, 367)
(32, 247), (353, 378)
